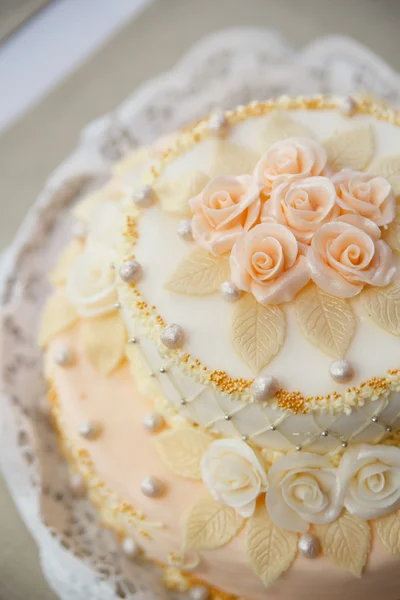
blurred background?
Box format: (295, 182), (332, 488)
(0, 0), (399, 598)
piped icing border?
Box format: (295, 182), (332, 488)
(118, 94), (400, 414)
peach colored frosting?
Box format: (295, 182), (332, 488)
(254, 137), (328, 197)
(230, 222), (310, 305)
(332, 169), (396, 227)
(307, 215), (395, 298)
(189, 175), (261, 255)
(262, 176), (339, 244)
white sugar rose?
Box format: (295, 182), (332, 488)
(201, 439), (268, 518)
(307, 214), (396, 298)
(339, 444), (400, 520)
(262, 176), (339, 244)
(67, 242), (118, 317)
(230, 222), (310, 305)
(189, 175), (261, 255)
(333, 169), (396, 227)
(266, 453), (343, 533)
(254, 137), (327, 197)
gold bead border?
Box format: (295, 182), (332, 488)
(121, 94), (400, 414)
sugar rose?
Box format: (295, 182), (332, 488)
(254, 137), (328, 197)
(307, 214), (396, 298)
(230, 222), (310, 305)
(189, 175), (261, 255)
(333, 169), (396, 227)
(262, 176), (339, 244)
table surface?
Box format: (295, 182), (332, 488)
(1, 0), (400, 598)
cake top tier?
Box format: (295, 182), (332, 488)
(112, 96), (400, 412)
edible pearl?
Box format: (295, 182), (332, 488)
(72, 221), (87, 240)
(121, 536), (140, 558)
(298, 533), (320, 559)
(159, 366), (167, 373)
(189, 585), (210, 600)
(54, 345), (73, 367)
(131, 185), (153, 208)
(141, 476), (165, 498)
(119, 260), (142, 284)
(143, 412), (164, 433)
(321, 430), (329, 437)
(252, 376), (279, 403)
(341, 441), (348, 449)
(208, 111), (229, 137)
(220, 281), (242, 303)
(69, 473), (86, 498)
(160, 323), (185, 349)
(371, 416), (379, 423)
(177, 219), (193, 241)
(296, 445), (302, 452)
(128, 337), (137, 344)
(329, 359), (354, 383)
(338, 95), (357, 117)
(386, 425), (393, 433)
(78, 420), (100, 440)
(241, 435), (249, 442)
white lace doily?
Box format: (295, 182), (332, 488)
(2, 28), (400, 600)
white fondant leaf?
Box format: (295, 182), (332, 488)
(375, 510), (400, 555)
(259, 112), (313, 150)
(165, 249), (230, 295)
(154, 428), (214, 480)
(324, 124), (374, 172)
(183, 497), (244, 551)
(38, 290), (79, 348)
(72, 186), (123, 222)
(81, 312), (126, 375)
(295, 284), (356, 358)
(360, 282), (400, 336)
(232, 294), (285, 374)
(246, 501), (297, 588)
(49, 240), (83, 286)
(315, 512), (371, 577)
(154, 170), (209, 217)
(368, 154), (400, 183)
(113, 146), (152, 177)
(209, 140), (259, 177)
(384, 204), (400, 252)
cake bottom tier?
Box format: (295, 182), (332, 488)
(46, 327), (400, 600)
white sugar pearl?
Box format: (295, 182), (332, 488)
(329, 359), (354, 383)
(220, 281), (242, 302)
(131, 185), (154, 208)
(252, 376), (279, 403)
(177, 219), (193, 241)
(119, 260), (142, 284)
(141, 476), (165, 498)
(72, 221), (87, 240)
(143, 412), (164, 433)
(338, 95), (357, 116)
(121, 536), (140, 558)
(69, 473), (86, 498)
(189, 585), (210, 600)
(298, 533), (320, 558)
(54, 345), (73, 367)
(160, 323), (185, 349)
(208, 111), (229, 137)
(78, 420), (100, 440)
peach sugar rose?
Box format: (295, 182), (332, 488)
(254, 137), (328, 197)
(332, 169), (396, 227)
(189, 175), (261, 255)
(262, 176), (339, 244)
(230, 223), (310, 305)
(307, 214), (395, 298)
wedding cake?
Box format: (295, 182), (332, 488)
(39, 95), (400, 600)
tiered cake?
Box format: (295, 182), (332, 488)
(39, 95), (400, 600)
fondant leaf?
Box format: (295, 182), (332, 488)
(315, 512), (371, 577)
(72, 186), (123, 222)
(183, 497), (243, 551)
(154, 170), (209, 217)
(232, 294), (285, 374)
(113, 146), (151, 177)
(295, 284), (356, 358)
(38, 290), (78, 348)
(368, 154), (400, 183)
(49, 240), (83, 286)
(81, 312), (126, 375)
(259, 112), (313, 150)
(209, 140), (259, 177)
(154, 428), (214, 480)
(324, 124), (374, 172)
(375, 510), (400, 555)
(384, 204), (400, 252)
(360, 282), (400, 336)
(246, 501), (297, 588)
(165, 249), (230, 295)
